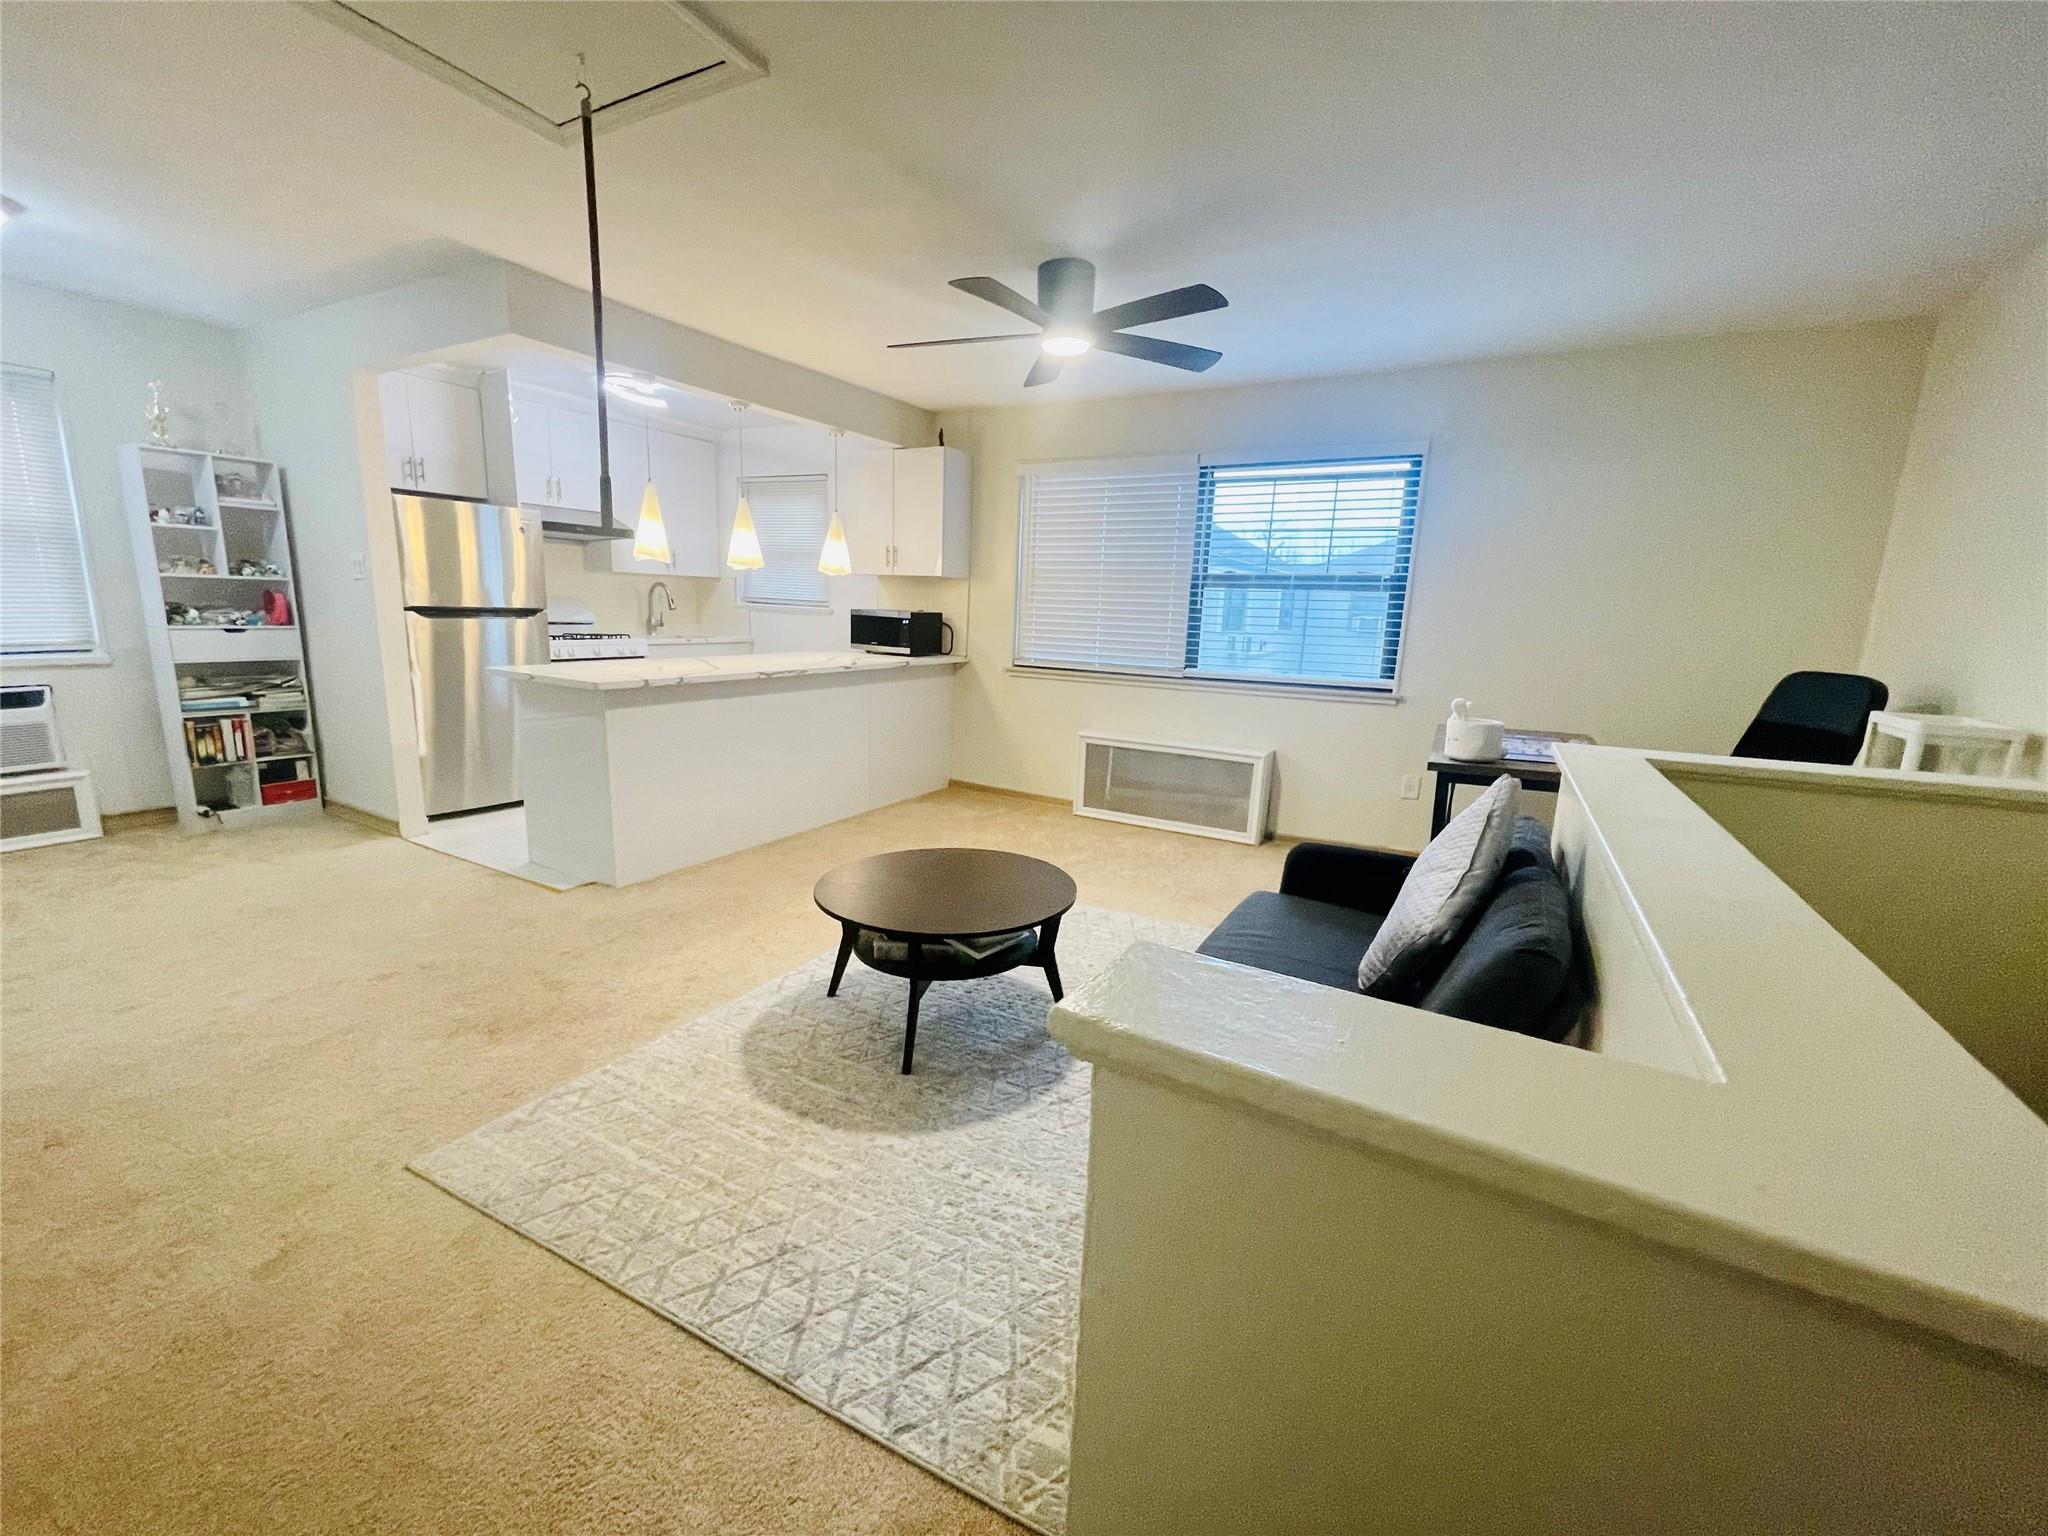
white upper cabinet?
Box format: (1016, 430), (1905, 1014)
(836, 442), (897, 576)
(889, 446), (970, 577)
(547, 403), (603, 514)
(507, 392), (553, 508)
(380, 371), (489, 501)
(507, 391), (609, 514)
(607, 425), (720, 576)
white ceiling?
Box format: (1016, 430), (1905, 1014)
(2, 3), (2042, 410)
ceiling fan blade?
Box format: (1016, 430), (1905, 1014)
(1036, 257), (1097, 323)
(1090, 283), (1228, 332)
(1023, 355), (1064, 387)
(950, 276), (1050, 326)
(887, 334), (1042, 349)
(1095, 332), (1223, 372)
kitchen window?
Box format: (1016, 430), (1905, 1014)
(1013, 449), (1423, 693)
(0, 364), (101, 659)
(737, 474), (830, 609)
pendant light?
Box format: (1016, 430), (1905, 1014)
(629, 408), (672, 564)
(726, 401), (764, 570)
(818, 430), (852, 576)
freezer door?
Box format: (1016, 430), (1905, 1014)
(393, 496), (545, 611)
(404, 612), (547, 817)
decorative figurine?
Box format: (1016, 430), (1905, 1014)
(146, 382), (172, 446)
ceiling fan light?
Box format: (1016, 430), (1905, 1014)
(631, 480), (672, 564)
(1041, 332), (1092, 358)
(726, 494), (765, 570)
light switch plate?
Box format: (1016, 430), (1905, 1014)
(1400, 774), (1421, 800)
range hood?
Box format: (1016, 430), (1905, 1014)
(541, 511), (632, 544)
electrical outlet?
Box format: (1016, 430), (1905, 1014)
(1400, 774), (1421, 801)
(350, 555), (367, 580)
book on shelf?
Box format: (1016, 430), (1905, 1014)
(181, 695), (254, 712)
(183, 716), (251, 765)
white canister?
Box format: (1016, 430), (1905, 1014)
(1443, 698), (1505, 762)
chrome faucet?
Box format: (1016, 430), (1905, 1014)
(648, 581), (676, 637)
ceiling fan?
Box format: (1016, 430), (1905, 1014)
(890, 258), (1227, 387)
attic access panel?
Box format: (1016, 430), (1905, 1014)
(308, 1), (765, 141)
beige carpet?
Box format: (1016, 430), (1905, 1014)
(1, 787), (1288, 1535)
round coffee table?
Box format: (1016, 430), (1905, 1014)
(813, 848), (1078, 1074)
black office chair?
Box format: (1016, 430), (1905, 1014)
(1732, 671), (1889, 765)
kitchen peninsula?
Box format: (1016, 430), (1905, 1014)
(497, 653), (964, 886)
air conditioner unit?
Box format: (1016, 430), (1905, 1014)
(0, 684), (65, 776)
(0, 768), (101, 851)
(1076, 733), (1275, 844)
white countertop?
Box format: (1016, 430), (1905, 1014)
(496, 651), (964, 692)
(644, 633), (753, 646)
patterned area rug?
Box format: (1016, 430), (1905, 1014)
(412, 906), (1201, 1535)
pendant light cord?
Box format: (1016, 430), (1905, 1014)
(578, 70), (613, 527)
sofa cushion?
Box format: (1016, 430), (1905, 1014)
(1415, 860), (1576, 1039)
(1357, 774), (1520, 997)
(1199, 891), (1384, 993)
(1497, 814), (1555, 879)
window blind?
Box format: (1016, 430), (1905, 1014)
(1014, 450), (1422, 691)
(738, 475), (829, 608)
(1015, 456), (1200, 673)
(1187, 455), (1423, 688)
(0, 364), (99, 657)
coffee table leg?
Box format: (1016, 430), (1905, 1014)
(1038, 915), (1064, 1002)
(827, 923), (855, 997)
(902, 976), (930, 1075)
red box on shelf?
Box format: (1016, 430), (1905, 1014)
(260, 779), (318, 806)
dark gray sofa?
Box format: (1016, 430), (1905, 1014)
(1197, 816), (1580, 1041)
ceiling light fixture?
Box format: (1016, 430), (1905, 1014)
(630, 408), (672, 565)
(0, 196), (22, 225)
(604, 372), (669, 408)
(726, 401), (764, 570)
(1040, 331), (1092, 357)
(818, 430), (851, 576)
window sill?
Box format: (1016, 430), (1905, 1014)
(740, 601), (833, 615)
(1, 650), (111, 669)
(1007, 663), (1402, 705)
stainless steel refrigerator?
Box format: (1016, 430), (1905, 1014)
(393, 496), (547, 818)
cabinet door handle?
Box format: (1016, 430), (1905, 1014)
(417, 456), (427, 486)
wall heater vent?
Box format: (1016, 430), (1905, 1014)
(0, 769), (101, 853)
(0, 684), (65, 776)
(1076, 733), (1274, 844)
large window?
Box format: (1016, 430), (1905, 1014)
(737, 474), (829, 608)
(0, 364), (100, 658)
(1014, 450), (1422, 692)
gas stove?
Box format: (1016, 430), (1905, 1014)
(549, 631), (648, 662)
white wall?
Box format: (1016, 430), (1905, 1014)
(1860, 238), (2047, 745)
(940, 320), (1933, 847)
(0, 279), (255, 813)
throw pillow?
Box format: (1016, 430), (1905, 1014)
(1356, 773), (1520, 997)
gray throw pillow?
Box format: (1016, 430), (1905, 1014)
(1356, 774), (1521, 997)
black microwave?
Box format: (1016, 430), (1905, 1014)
(851, 608), (945, 655)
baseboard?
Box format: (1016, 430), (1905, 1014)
(102, 806), (178, 833)
(324, 799), (401, 836)
(947, 778), (1070, 807)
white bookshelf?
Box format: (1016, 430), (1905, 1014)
(118, 445), (323, 830)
